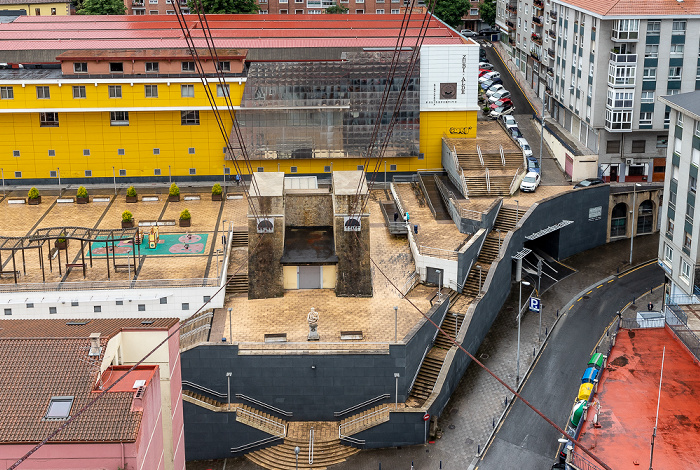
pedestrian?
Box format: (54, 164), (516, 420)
(394, 212), (399, 222)
(235, 173), (241, 186)
(406, 212), (410, 223)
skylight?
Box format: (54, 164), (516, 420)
(45, 396), (74, 420)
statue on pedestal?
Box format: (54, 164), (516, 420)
(307, 307), (320, 341)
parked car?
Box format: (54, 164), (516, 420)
(509, 126), (523, 139)
(488, 89), (511, 103)
(490, 98), (513, 109)
(479, 26), (500, 36)
(520, 171), (541, 192)
(479, 71), (501, 82)
(517, 138), (533, 158)
(480, 78), (503, 90)
(479, 69), (493, 78)
(485, 84), (505, 97)
(460, 29), (478, 38)
(526, 156), (540, 174)
(573, 177), (606, 188)
(489, 106), (514, 119)
(501, 114), (518, 130)
(479, 62), (495, 70)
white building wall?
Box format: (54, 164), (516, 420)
(420, 43), (480, 112)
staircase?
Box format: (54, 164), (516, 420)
(236, 404), (288, 436)
(406, 347), (448, 407)
(226, 273), (249, 294)
(182, 389), (226, 411)
(434, 312), (465, 350)
(418, 174), (451, 220)
(493, 205), (521, 231)
(339, 405), (392, 437)
(231, 230), (248, 248)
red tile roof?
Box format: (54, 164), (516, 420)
(577, 327), (700, 469)
(0, 318), (177, 444)
(0, 14), (464, 52)
(557, 0), (700, 17)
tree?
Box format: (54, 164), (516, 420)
(188, 0), (259, 14)
(77, 0), (125, 15)
(433, 0), (470, 29)
(325, 3), (348, 13)
(479, 0), (496, 27)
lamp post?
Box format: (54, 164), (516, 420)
(515, 199), (519, 223)
(629, 183), (641, 265)
(476, 264), (483, 292)
(437, 269), (443, 302)
(496, 228), (501, 256)
(228, 307), (232, 345)
(57, 167), (61, 193)
(295, 446), (300, 470)
(394, 372), (400, 409)
(226, 372), (232, 410)
(517, 280), (531, 386)
(394, 306), (398, 342)
(112, 166), (117, 195)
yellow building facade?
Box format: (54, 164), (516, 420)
(0, 1), (70, 15)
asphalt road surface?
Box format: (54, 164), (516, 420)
(476, 262), (665, 470)
(481, 42), (534, 116)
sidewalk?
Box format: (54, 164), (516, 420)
(186, 234), (662, 470)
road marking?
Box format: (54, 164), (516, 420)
(569, 305), (573, 310)
(607, 279), (615, 283)
(577, 297), (582, 302)
(617, 259), (657, 278)
(586, 290), (592, 295)
(492, 46), (536, 114)
(596, 285), (603, 289)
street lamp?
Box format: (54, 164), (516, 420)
(228, 307), (232, 345)
(295, 446), (300, 470)
(394, 372), (400, 409)
(226, 372), (232, 410)
(515, 199), (520, 223)
(629, 183), (642, 265)
(517, 280), (531, 386)
(496, 229), (501, 256)
(476, 265), (483, 292)
(394, 306), (398, 342)
(437, 269), (443, 302)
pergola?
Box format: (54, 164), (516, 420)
(0, 226), (140, 283)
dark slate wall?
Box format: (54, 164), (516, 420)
(457, 229), (488, 292)
(351, 411), (427, 449)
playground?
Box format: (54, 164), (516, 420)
(90, 229), (209, 257)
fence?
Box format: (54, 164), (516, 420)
(665, 307), (700, 362)
(568, 449), (607, 470)
(0, 277), (218, 293)
(418, 245), (459, 261)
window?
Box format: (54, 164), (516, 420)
(324, 165), (331, 172)
(138, 304), (146, 311)
(12, 150), (19, 157)
(217, 84), (229, 98)
(667, 216), (675, 237)
(188, 147), (195, 154)
(390, 164), (397, 171)
(695, 121), (700, 137)
(672, 20), (686, 35)
(669, 67), (682, 80)
(678, 114), (684, 128)
(154, 168), (161, 176)
(257, 167), (264, 172)
(85, 170), (92, 177)
(51, 7), (56, 14)
(203, 295), (211, 303)
(280, 9), (288, 12)
(94, 305), (102, 313)
(606, 140), (621, 153)
(145, 84), (158, 98)
(391, 8), (399, 13)
(664, 243), (673, 266)
(110, 111), (129, 126)
(14, 171), (21, 178)
(647, 20), (660, 35)
(116, 300), (123, 305)
(181, 84), (194, 98)
(685, 231), (693, 251)
(49, 306), (57, 314)
(645, 44), (658, 58)
(665, 108), (671, 125)
(145, 61), (159, 72)
(290, 166), (298, 173)
(26, 303), (33, 308)
(115, 148), (124, 156)
(224, 167), (230, 175)
(36, 86), (50, 99)
(149, 10), (158, 14)
(376, 9), (384, 13)
(189, 168), (196, 175)
(4, 308), (11, 315)
(166, 10), (175, 14)
(681, 259), (691, 282)
(109, 62), (123, 73)
(670, 44), (684, 56)
(691, 174), (697, 193)
(357, 165), (364, 171)
(40, 112), (59, 127)
(182, 61), (196, 72)
(45, 397), (74, 420)
(0, 86), (13, 99)
(50, 170), (57, 178)
(73, 62), (88, 73)
(639, 112), (652, 126)
(119, 169), (126, 176)
(72, 86), (86, 99)
(84, 149), (90, 156)
(687, 197), (695, 222)
(153, 148), (160, 155)
(217, 61), (230, 71)
(355, 9), (363, 13)
(160, 297), (168, 304)
(631, 140), (645, 153)
(48, 149), (55, 157)
(181, 110), (200, 125)
(182, 303), (189, 310)
(133, 9), (145, 14)
(643, 67), (656, 81)
(640, 91), (654, 103)
(108, 85), (122, 98)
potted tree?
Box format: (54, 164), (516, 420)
(55, 232), (68, 250)
(126, 186), (138, 203)
(76, 186), (89, 204)
(168, 183), (180, 202)
(212, 183), (223, 201)
(179, 208), (191, 227)
(28, 187), (41, 205)
(122, 210), (134, 228)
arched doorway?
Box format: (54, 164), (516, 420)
(611, 203), (627, 237)
(637, 200), (654, 234)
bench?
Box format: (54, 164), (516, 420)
(57, 198), (75, 204)
(142, 195), (159, 202)
(138, 219), (177, 227)
(264, 333), (287, 343)
(8, 198), (26, 204)
(48, 247), (58, 260)
(340, 330), (364, 340)
(113, 264), (134, 272)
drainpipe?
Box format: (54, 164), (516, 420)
(121, 442), (125, 468)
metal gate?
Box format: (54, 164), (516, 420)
(299, 266), (321, 289)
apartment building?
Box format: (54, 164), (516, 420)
(658, 91), (700, 300)
(497, 0), (700, 183)
(125, 0), (188, 15)
(254, 0), (421, 15)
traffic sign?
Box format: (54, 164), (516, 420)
(529, 297), (541, 313)
(423, 413), (430, 421)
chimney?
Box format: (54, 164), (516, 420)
(88, 332), (102, 356)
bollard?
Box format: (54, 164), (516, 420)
(545, 326), (548, 336)
(533, 347), (536, 356)
(478, 444), (481, 454)
(595, 346), (598, 353)
(440, 461), (442, 469)
(556, 309), (559, 317)
(505, 396), (508, 407)
(379, 464), (381, 470)
(632, 296), (635, 304)
(650, 287), (653, 294)
(492, 417), (495, 428)
(411, 462), (414, 470)
(617, 267), (619, 274)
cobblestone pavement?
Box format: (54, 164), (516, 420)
(188, 234), (661, 470)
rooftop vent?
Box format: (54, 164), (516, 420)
(88, 332), (102, 357)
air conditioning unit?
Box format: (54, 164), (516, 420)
(625, 158), (634, 165)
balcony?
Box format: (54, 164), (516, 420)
(506, 5), (516, 15)
(530, 45), (541, 61)
(611, 20), (639, 41)
(548, 28), (556, 39)
(534, 0), (543, 9)
(550, 10), (557, 19)
(132, 0), (144, 5)
(532, 16), (543, 26)
(609, 52), (637, 64)
(548, 48), (555, 59)
(531, 33), (542, 46)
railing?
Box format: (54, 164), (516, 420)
(236, 407), (287, 437)
(231, 435), (283, 454)
(182, 380), (227, 399)
(461, 169), (469, 199)
(408, 344), (431, 395)
(0, 277), (218, 293)
(379, 200), (408, 235)
(619, 317), (664, 329)
(390, 183), (406, 218)
(236, 394), (293, 417)
(338, 406), (389, 442)
(499, 146), (506, 166)
(419, 245), (459, 261)
(666, 298), (688, 324)
(417, 173), (437, 219)
(309, 427), (314, 464)
(568, 449), (607, 470)
(180, 323), (212, 341)
(477, 145), (484, 167)
(485, 168), (491, 193)
(665, 307), (700, 362)
(458, 260), (473, 293)
(400, 271), (419, 297)
(609, 52), (637, 64)
(334, 394), (391, 417)
(509, 166), (522, 194)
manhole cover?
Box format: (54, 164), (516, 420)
(629, 304), (638, 310)
(582, 295), (590, 300)
(464, 438), (474, 445)
(480, 353), (490, 360)
(449, 425), (456, 430)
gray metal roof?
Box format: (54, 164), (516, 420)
(660, 91), (700, 119)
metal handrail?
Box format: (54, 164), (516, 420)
(408, 344), (431, 395)
(236, 407), (287, 437)
(183, 392), (223, 409)
(231, 435), (283, 454)
(417, 174), (437, 218)
(401, 271), (418, 297)
(509, 165), (522, 194)
(334, 394), (390, 417)
(461, 168), (469, 199)
(340, 435), (366, 445)
(477, 145), (484, 167)
(390, 183), (406, 218)
(500, 145), (506, 166)
(236, 394), (293, 417)
(338, 406), (389, 440)
(309, 428), (314, 464)
(180, 323), (212, 340)
(182, 380), (227, 398)
(419, 245), (459, 260)
(458, 260), (473, 292)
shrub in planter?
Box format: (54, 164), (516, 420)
(55, 232), (68, 250)
(126, 186), (138, 203)
(212, 183), (223, 201)
(122, 210), (134, 228)
(168, 183), (180, 202)
(76, 186), (89, 204)
(28, 187), (41, 205)
(179, 208), (191, 227)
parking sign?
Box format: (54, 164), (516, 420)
(529, 297), (541, 313)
